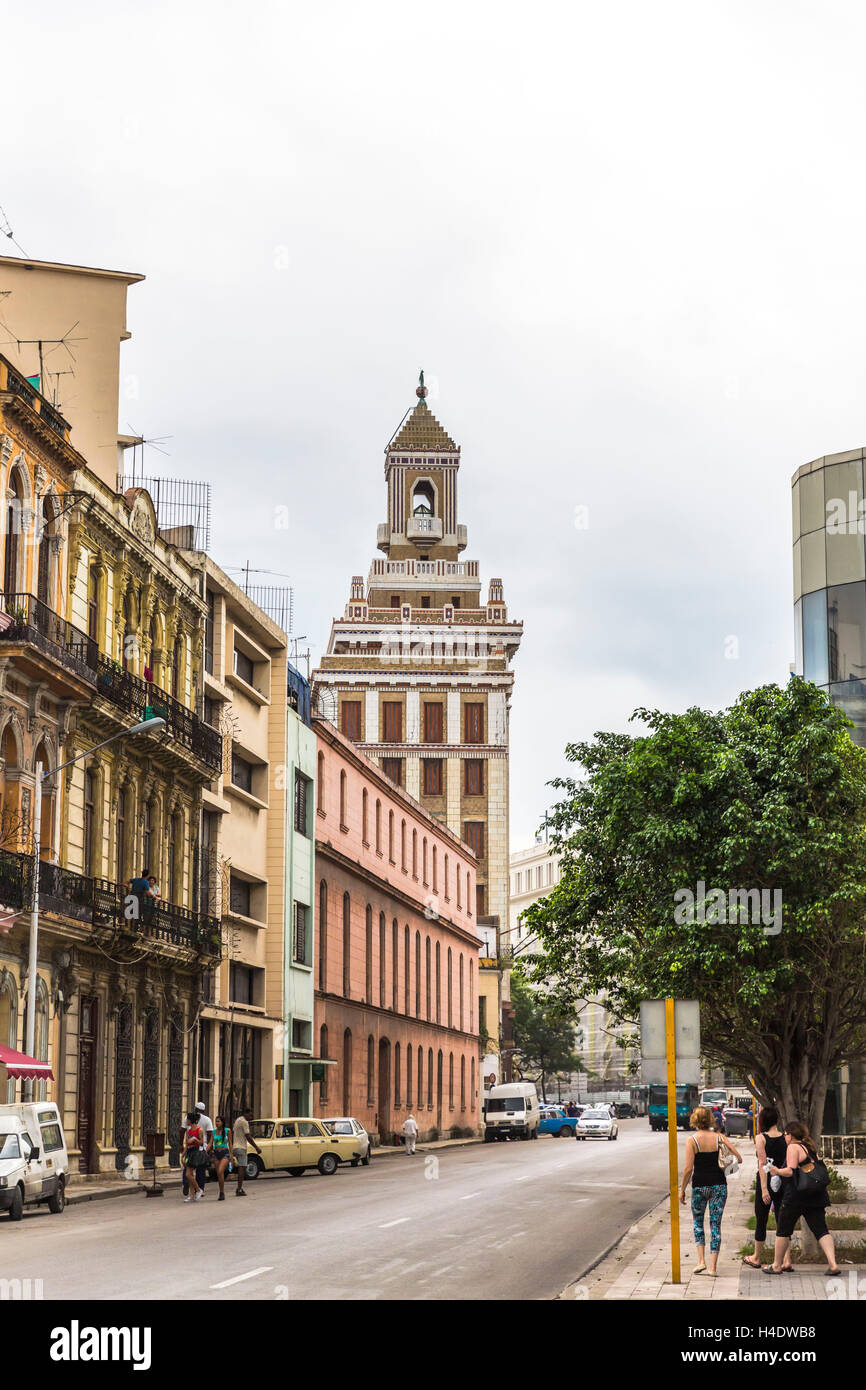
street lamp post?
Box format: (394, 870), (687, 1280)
(24, 717), (166, 1098)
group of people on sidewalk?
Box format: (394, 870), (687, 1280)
(678, 1104), (842, 1277)
(180, 1102), (263, 1203)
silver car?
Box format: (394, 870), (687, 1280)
(321, 1117), (371, 1166)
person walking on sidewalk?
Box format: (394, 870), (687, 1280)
(232, 1108), (261, 1195)
(182, 1110), (206, 1203)
(680, 1105), (743, 1276)
(743, 1106), (793, 1271)
(212, 1115), (232, 1200)
(763, 1120), (841, 1277)
(402, 1113), (419, 1154)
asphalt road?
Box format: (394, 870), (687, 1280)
(0, 1119), (677, 1301)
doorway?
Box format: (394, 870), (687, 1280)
(377, 1038), (391, 1144)
(77, 995), (98, 1173)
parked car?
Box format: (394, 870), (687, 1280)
(722, 1106), (753, 1138)
(245, 1117), (361, 1178)
(483, 1082), (540, 1141)
(539, 1107), (580, 1137)
(576, 1107), (619, 1141)
(615, 1103), (636, 1119)
(0, 1102), (69, 1220)
(321, 1117), (371, 1166)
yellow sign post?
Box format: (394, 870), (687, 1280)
(665, 996), (681, 1284)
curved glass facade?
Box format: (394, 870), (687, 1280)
(792, 450), (866, 745)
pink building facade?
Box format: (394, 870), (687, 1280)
(313, 718), (482, 1142)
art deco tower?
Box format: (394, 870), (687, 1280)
(312, 374), (523, 932)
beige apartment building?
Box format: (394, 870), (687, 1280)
(187, 558), (292, 1121)
(0, 254), (143, 489)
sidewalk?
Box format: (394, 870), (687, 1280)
(570, 1136), (862, 1302)
(66, 1134), (483, 1205)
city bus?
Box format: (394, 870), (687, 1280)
(648, 1083), (699, 1131)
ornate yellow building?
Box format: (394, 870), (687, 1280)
(1, 354), (222, 1174)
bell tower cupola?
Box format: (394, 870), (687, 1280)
(377, 370), (466, 560)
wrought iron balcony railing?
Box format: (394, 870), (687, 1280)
(0, 848), (221, 957)
(94, 654), (222, 772)
(0, 593), (98, 685)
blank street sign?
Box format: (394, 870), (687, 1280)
(639, 999), (700, 1084)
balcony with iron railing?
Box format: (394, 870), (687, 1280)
(0, 357), (72, 445)
(0, 592), (98, 687)
(0, 848), (221, 958)
(94, 654), (222, 773)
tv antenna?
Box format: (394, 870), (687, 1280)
(124, 425), (172, 486)
(0, 204), (29, 259)
(0, 320), (85, 396)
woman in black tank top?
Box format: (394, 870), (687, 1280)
(680, 1106), (743, 1275)
(743, 1106), (793, 1270)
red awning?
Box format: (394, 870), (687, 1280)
(0, 1044), (53, 1081)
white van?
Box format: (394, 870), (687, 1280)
(0, 1102), (69, 1222)
(483, 1082), (540, 1141)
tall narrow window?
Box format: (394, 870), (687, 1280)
(320, 1025), (329, 1102)
(3, 466), (24, 596)
(435, 941), (441, 1023)
(317, 751), (325, 813)
(449, 1053), (454, 1110)
(464, 759), (485, 795)
(341, 700), (362, 741)
(366, 1035), (375, 1105)
(471, 1057), (476, 1110)
(375, 799), (382, 854)
(401, 820), (407, 870)
(394, 1042), (402, 1107)
(116, 788), (127, 884)
(423, 702), (443, 743)
(318, 880), (328, 989)
(143, 800), (153, 872)
(83, 770), (96, 878)
(294, 771), (309, 835)
(444, 854), (449, 900)
(392, 919), (399, 1011)
(427, 1048), (433, 1107)
(362, 788), (369, 844)
(459, 955), (465, 1031)
(340, 771), (347, 828)
(168, 812), (181, 903)
(404, 925), (410, 1013)
(86, 565), (99, 641)
(464, 702), (484, 744)
(464, 821), (485, 859)
(342, 1029), (352, 1115)
(422, 759), (443, 795)
(406, 1042), (413, 1107)
(342, 893), (351, 996)
(412, 829), (418, 877)
(37, 496), (53, 605)
(365, 906), (373, 1003)
(388, 810), (395, 862)
(422, 837), (428, 885)
(172, 635), (183, 699)
(417, 1046), (424, 1109)
(415, 931), (421, 1015)
(425, 937), (432, 1020)
(457, 865), (462, 910)
(382, 701), (402, 743)
(447, 947), (453, 1027)
(469, 960), (474, 1030)
(432, 846), (437, 893)
(379, 911), (386, 1007)
(475, 883), (485, 917)
(460, 1055), (466, 1111)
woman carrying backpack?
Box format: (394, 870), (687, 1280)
(763, 1120), (841, 1275)
(182, 1109), (206, 1203)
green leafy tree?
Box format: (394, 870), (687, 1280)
(523, 678), (866, 1134)
(511, 973), (581, 1102)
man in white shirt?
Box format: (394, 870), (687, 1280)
(402, 1113), (419, 1155)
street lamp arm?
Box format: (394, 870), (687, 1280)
(47, 717), (166, 780)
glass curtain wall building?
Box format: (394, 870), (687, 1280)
(793, 448), (866, 743)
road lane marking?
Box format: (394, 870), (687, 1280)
(459, 1191), (481, 1200)
(379, 1217), (410, 1228)
(514, 1175), (530, 1182)
(210, 1266), (273, 1289)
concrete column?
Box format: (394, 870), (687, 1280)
(446, 755), (461, 836)
(488, 691), (507, 746)
(447, 689), (461, 744)
(405, 755), (420, 800)
(486, 758), (509, 926)
(406, 690), (420, 743)
(365, 689), (379, 743)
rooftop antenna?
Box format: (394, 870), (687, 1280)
(0, 320), (85, 396)
(0, 204), (30, 259)
(124, 424), (172, 487)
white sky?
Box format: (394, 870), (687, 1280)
(3, 1), (864, 849)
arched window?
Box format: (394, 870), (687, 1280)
(459, 954), (465, 1031)
(435, 941), (441, 1022)
(319, 1025), (329, 1102)
(122, 589), (136, 671)
(171, 634), (183, 699)
(168, 810), (182, 902)
(414, 931), (421, 1015)
(34, 976), (50, 1101)
(427, 1048), (434, 1107)
(3, 465), (25, 597)
(375, 799), (381, 854)
(365, 906), (373, 1002)
(33, 738), (53, 859)
(342, 1029), (352, 1115)
(444, 854), (449, 900)
(116, 787), (127, 884)
(425, 937), (432, 1020)
(401, 819), (406, 870)
(394, 1042), (401, 1107)
(471, 1057), (476, 1110)
(412, 829), (418, 877)
(469, 959), (474, 1030)
(449, 1052), (454, 1110)
(432, 845), (437, 893)
(456, 865), (461, 910)
(83, 768), (97, 877)
(87, 563), (99, 641)
(422, 837), (428, 885)
(340, 770), (347, 827)
(378, 911), (386, 1007)
(404, 924), (410, 1013)
(366, 1035), (375, 1105)
(362, 788), (369, 844)
(318, 879), (328, 989)
(417, 1046), (424, 1109)
(412, 480), (435, 517)
(447, 947), (453, 1027)
(388, 810), (394, 862)
(460, 1055), (466, 1111)
(147, 612), (160, 683)
(406, 1042), (413, 1107)
(317, 751), (325, 813)
(342, 893), (351, 996)
(392, 918), (399, 1011)
(143, 800), (154, 877)
(0, 972), (18, 1101)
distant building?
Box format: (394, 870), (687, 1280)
(509, 838), (636, 1099)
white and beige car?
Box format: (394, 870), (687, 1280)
(321, 1117), (371, 1166)
(576, 1107), (619, 1141)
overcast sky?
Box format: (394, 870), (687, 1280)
(3, 1), (864, 849)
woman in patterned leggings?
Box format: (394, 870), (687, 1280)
(679, 1105), (743, 1275)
